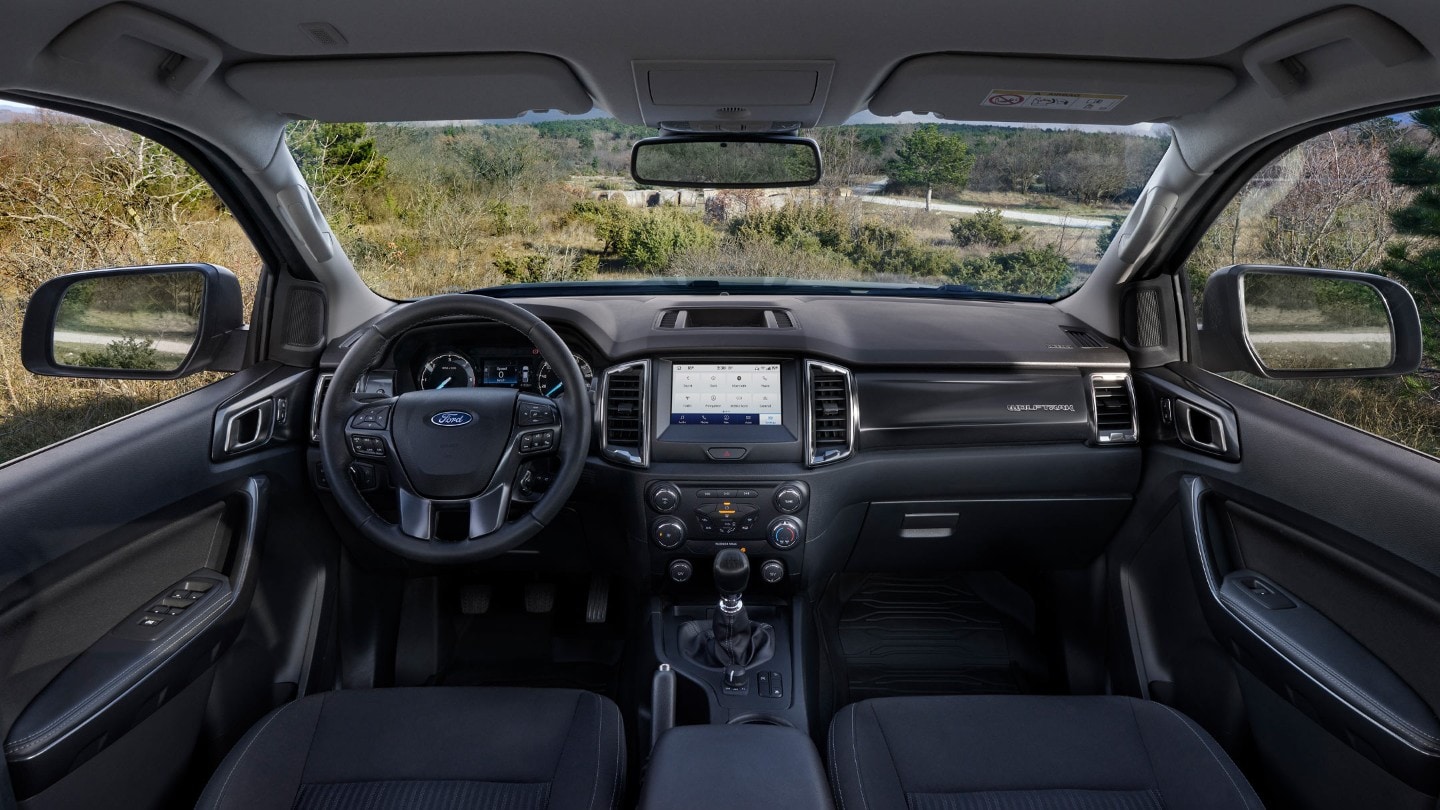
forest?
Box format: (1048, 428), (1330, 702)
(1, 109), (1438, 462)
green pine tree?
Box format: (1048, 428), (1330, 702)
(886, 125), (975, 211)
(1381, 108), (1440, 361)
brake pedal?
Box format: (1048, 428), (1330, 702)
(586, 575), (610, 624)
(459, 584), (491, 615)
(525, 582), (556, 614)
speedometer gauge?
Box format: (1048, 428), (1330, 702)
(418, 353), (476, 390)
(536, 354), (594, 397)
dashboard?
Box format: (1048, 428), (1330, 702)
(317, 294), (1145, 585)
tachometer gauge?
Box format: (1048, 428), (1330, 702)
(535, 354), (594, 397)
(418, 352), (476, 390)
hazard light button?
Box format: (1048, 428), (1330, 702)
(705, 447), (748, 461)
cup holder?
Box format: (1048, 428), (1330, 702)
(728, 713), (794, 728)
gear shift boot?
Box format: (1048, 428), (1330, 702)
(679, 550), (776, 673)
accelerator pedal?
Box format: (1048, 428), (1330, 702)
(586, 575), (610, 624)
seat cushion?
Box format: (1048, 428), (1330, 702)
(828, 695), (1262, 810)
(197, 687), (625, 810)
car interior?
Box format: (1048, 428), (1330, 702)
(3, 1), (1440, 809)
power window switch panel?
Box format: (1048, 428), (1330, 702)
(160, 597), (192, 608)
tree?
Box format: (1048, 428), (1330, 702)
(286, 122), (387, 206)
(1380, 108), (1440, 360)
(886, 125), (975, 211)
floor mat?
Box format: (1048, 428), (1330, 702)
(826, 573), (1052, 703)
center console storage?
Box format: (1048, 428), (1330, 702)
(638, 724), (835, 810)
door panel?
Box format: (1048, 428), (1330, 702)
(1122, 364), (1440, 809)
(0, 363), (316, 808)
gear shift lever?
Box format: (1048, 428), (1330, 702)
(678, 549), (776, 687)
(714, 548), (750, 614)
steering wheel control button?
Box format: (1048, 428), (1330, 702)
(774, 485), (805, 513)
(649, 483), (681, 513)
(668, 559), (694, 583)
(350, 405), (392, 430)
(518, 402), (557, 426)
(350, 435), (387, 457)
(705, 447), (748, 461)
(768, 516), (803, 549)
(652, 517), (686, 549)
(520, 429), (557, 454)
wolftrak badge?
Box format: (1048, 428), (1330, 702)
(430, 411), (474, 427)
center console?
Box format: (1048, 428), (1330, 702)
(600, 355), (840, 738)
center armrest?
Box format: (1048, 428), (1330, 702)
(639, 724), (835, 810)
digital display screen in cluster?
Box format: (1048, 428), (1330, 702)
(670, 363), (781, 426)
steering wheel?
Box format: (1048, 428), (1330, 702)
(319, 294), (592, 564)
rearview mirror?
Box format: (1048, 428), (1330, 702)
(1199, 265), (1421, 378)
(22, 263), (246, 379)
(631, 134), (822, 188)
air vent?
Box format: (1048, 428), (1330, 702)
(1064, 328), (1104, 348)
(806, 360), (855, 466)
(1090, 373), (1138, 445)
(654, 308), (796, 329)
(601, 360), (649, 467)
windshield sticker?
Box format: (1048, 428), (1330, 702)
(983, 90), (1126, 112)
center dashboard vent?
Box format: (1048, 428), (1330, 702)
(655, 308), (796, 329)
(806, 360), (855, 466)
(1089, 373), (1138, 445)
(601, 360), (650, 467)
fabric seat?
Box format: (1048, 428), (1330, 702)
(197, 687), (625, 810)
(828, 695), (1262, 810)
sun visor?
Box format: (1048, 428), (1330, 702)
(633, 60), (835, 132)
(226, 54), (594, 121)
(870, 56), (1237, 124)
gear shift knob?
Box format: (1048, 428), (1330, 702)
(713, 549), (750, 596)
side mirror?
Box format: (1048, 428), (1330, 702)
(1199, 264), (1422, 378)
(22, 263), (246, 379)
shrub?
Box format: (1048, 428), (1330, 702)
(76, 336), (160, 370)
(948, 246), (1073, 296)
(950, 209), (1025, 248)
(619, 207), (717, 271)
(494, 249), (598, 284)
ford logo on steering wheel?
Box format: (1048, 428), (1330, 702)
(430, 411), (474, 427)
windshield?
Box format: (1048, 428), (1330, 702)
(288, 116), (1169, 300)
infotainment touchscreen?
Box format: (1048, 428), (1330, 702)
(670, 363), (781, 426)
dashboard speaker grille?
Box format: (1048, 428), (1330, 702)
(1135, 288), (1164, 347)
(601, 361), (649, 467)
(806, 360), (855, 466)
(1090, 373), (1138, 445)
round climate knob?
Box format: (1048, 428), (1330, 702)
(649, 483), (681, 513)
(760, 560), (786, 584)
(768, 517), (803, 550)
(774, 484), (804, 514)
(652, 518), (686, 549)
(668, 559), (694, 583)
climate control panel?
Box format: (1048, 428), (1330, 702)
(646, 481), (809, 548)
